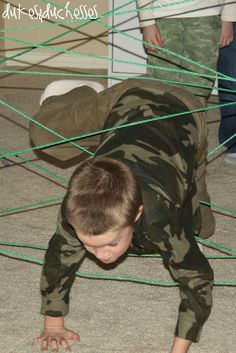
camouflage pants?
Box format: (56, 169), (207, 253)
(150, 83), (215, 238)
(146, 16), (221, 97)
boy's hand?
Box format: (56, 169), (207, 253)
(33, 316), (79, 352)
(220, 21), (234, 48)
(32, 327), (80, 352)
(142, 24), (164, 51)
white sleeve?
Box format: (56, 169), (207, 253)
(221, 0), (236, 21)
(136, 0), (155, 27)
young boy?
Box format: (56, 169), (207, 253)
(31, 79), (215, 353)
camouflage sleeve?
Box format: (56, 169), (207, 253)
(144, 191), (214, 343)
(40, 206), (86, 317)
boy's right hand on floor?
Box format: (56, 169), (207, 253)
(32, 316), (79, 352)
(32, 327), (80, 352)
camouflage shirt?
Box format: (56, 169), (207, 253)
(40, 84), (213, 343)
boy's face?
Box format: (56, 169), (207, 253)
(77, 226), (134, 264)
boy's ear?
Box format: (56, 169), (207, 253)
(134, 205), (144, 222)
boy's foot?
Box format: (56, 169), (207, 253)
(225, 152), (236, 166)
(39, 80), (105, 105)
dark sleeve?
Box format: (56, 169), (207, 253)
(144, 192), (214, 342)
(40, 206), (86, 317)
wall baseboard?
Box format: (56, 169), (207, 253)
(4, 50), (108, 69)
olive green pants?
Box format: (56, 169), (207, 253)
(146, 16), (221, 97)
(30, 79), (208, 163)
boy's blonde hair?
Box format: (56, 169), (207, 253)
(64, 157), (142, 235)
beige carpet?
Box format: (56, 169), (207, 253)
(0, 65), (235, 353)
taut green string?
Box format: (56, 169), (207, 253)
(199, 201), (236, 216)
(0, 0), (134, 65)
(1, 100), (236, 160)
(0, 147), (68, 185)
(0, 246), (235, 286)
(207, 132), (236, 157)
(0, 196), (235, 223)
(0, 197), (63, 216)
(0, 99), (93, 156)
(0, 0), (193, 34)
(1, 69), (236, 95)
(97, 20), (235, 82)
(1, 241), (236, 259)
(1, 33), (233, 82)
(36, 0), (232, 80)
(1, 0), (235, 290)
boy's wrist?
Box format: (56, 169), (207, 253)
(170, 337), (192, 353)
(44, 315), (65, 330)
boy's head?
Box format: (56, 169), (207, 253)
(64, 157), (143, 263)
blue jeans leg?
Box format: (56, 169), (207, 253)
(217, 23), (236, 153)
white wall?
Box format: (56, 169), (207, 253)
(1, 0), (109, 68)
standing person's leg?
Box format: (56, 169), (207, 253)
(146, 18), (183, 83)
(218, 22), (236, 165)
(146, 17), (220, 98)
(172, 17), (218, 235)
(182, 16), (220, 98)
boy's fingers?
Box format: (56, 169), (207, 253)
(67, 331), (80, 341)
(145, 40), (157, 51)
(32, 330), (80, 351)
(60, 338), (71, 351)
(155, 32), (163, 47)
(41, 339), (49, 351)
(50, 338), (59, 352)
